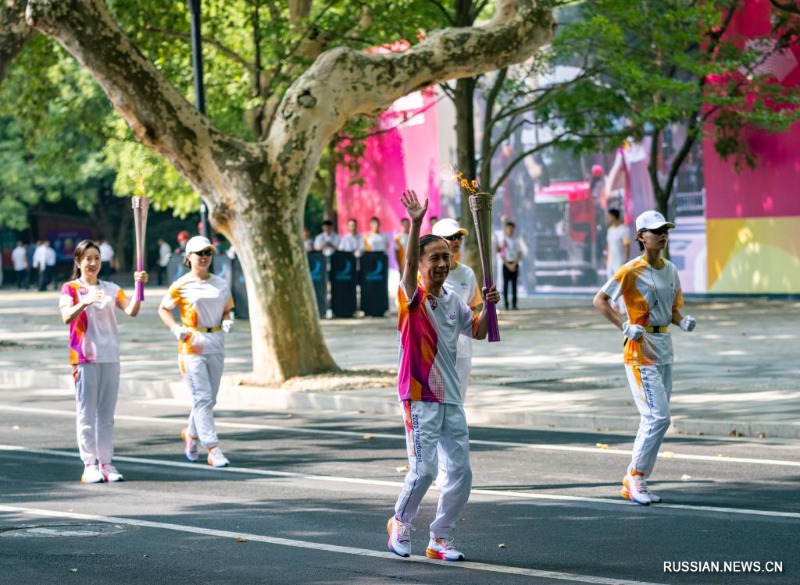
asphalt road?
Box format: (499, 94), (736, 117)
(1, 388), (798, 585)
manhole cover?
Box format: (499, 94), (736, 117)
(0, 522), (130, 538)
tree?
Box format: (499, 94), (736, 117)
(540, 0), (800, 219)
(6, 0), (554, 383)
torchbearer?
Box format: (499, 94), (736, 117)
(386, 189), (500, 562)
(131, 196), (150, 301)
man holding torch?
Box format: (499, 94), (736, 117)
(387, 189), (500, 562)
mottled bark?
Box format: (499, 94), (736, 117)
(0, 0), (35, 82)
(25, 0), (554, 382)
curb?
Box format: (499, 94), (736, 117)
(5, 369), (798, 440)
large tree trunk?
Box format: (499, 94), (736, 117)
(24, 0), (554, 383)
(0, 0), (35, 82)
(230, 197), (338, 382)
(454, 76), (483, 281)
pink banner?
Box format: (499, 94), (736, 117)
(704, 0), (800, 220)
(336, 88), (441, 236)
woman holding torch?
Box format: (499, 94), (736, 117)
(158, 236), (234, 468)
(59, 240), (148, 483)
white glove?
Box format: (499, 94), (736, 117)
(222, 319), (234, 334)
(680, 315), (697, 332)
(622, 321), (645, 341)
(171, 324), (190, 341)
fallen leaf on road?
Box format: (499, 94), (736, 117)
(12, 425), (19, 431)
(757, 432), (766, 438)
(363, 434), (374, 440)
(358, 409), (366, 414)
(696, 431), (704, 436)
(662, 451), (676, 458)
(69, 569), (78, 573)
(396, 464), (409, 473)
(286, 413), (294, 419)
(596, 443), (609, 450)
(498, 543), (506, 548)
(681, 474), (692, 481)
(235, 537), (247, 543)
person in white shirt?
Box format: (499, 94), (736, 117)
(303, 227), (314, 253)
(11, 242), (29, 289)
(338, 218), (365, 255)
(363, 216), (388, 252)
(605, 208), (631, 279)
(158, 236), (235, 469)
(394, 218), (410, 269)
(497, 221), (522, 310)
(99, 239), (115, 281)
(34, 240), (57, 291)
(431, 218), (483, 489)
(156, 238), (172, 285)
(314, 220), (340, 257)
(59, 239), (148, 483)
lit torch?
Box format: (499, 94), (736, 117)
(131, 179), (149, 302)
(453, 168), (500, 342)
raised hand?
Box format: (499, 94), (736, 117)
(400, 189), (428, 223)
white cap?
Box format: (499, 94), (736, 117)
(635, 210), (675, 233)
(185, 236), (215, 254)
(431, 218), (468, 238)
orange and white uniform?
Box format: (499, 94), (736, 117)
(160, 273), (234, 448)
(601, 256), (684, 478)
(60, 279), (127, 466)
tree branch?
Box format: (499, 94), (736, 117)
(0, 0), (36, 83)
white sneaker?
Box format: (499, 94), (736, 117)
(181, 428), (198, 462)
(100, 463), (124, 482)
(621, 476), (662, 503)
(207, 446), (230, 468)
(622, 473), (651, 505)
(81, 464), (104, 484)
(426, 537), (465, 561)
(387, 515), (413, 558)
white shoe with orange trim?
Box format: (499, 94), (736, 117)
(622, 473), (652, 505)
(621, 475), (662, 503)
(207, 446), (230, 468)
(100, 463), (124, 482)
(181, 428), (198, 462)
(387, 515), (413, 558)
(426, 537), (465, 561)
(81, 464), (104, 484)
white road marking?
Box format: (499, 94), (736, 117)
(2, 444), (800, 521)
(0, 504), (667, 585)
(1, 403), (798, 468)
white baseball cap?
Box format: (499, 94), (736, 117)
(635, 210), (675, 233)
(431, 218), (468, 238)
(185, 236), (215, 254)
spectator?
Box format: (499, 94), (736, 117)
(156, 238), (172, 285)
(175, 230), (191, 255)
(314, 220), (339, 257)
(338, 219), (365, 255)
(497, 221), (522, 310)
(303, 228), (314, 252)
(363, 216), (388, 252)
(394, 218), (410, 269)
(34, 240), (57, 292)
(11, 242), (29, 289)
(99, 238), (115, 281)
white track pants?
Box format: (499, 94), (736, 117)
(395, 400), (472, 539)
(73, 363), (120, 465)
(180, 353), (224, 448)
(625, 364), (673, 478)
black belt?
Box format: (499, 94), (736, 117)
(644, 326), (669, 333)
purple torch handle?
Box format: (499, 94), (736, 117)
(484, 275), (500, 342)
(135, 258), (145, 302)
(132, 196), (149, 303)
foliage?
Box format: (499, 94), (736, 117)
(539, 0), (800, 205)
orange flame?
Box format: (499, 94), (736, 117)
(450, 165), (480, 194)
